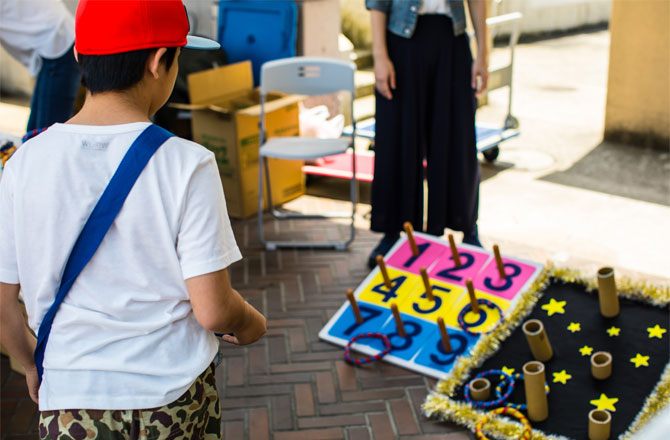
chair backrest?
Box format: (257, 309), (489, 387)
(261, 57), (356, 96)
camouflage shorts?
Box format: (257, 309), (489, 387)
(39, 363), (220, 440)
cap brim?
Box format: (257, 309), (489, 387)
(185, 35), (220, 50)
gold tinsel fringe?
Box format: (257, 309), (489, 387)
(621, 361), (670, 439)
(424, 264), (670, 440)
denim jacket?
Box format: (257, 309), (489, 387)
(365, 0), (466, 38)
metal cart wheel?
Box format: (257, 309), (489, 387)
(504, 115), (519, 130)
(483, 146), (500, 163)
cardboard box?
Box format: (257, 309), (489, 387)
(185, 61), (305, 218)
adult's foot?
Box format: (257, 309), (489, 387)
(367, 232), (400, 269)
(462, 225), (483, 247)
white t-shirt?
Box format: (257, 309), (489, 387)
(419, 0), (452, 16)
(0, 0), (75, 76)
(0, 122), (242, 410)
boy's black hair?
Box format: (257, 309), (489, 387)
(78, 47), (177, 94)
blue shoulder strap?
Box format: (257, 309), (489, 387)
(34, 124), (173, 383)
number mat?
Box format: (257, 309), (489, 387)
(319, 232), (544, 379)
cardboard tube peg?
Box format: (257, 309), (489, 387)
(376, 255), (392, 289)
(523, 361), (549, 422)
(391, 303), (406, 338)
(448, 234), (462, 267)
(420, 267), (434, 301)
(437, 317), (452, 353)
(468, 378), (491, 401)
(523, 319), (553, 362)
(597, 267), (620, 318)
(466, 279), (480, 314)
(346, 289), (363, 324)
(493, 245), (506, 279)
(588, 409), (611, 440)
(591, 351), (612, 380)
(403, 222), (419, 256)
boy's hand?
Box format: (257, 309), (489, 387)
(24, 365), (39, 404)
(229, 303), (266, 345)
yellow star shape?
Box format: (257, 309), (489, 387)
(579, 345), (593, 356)
(630, 353), (650, 368)
(590, 394), (618, 412)
(541, 298), (566, 316)
(552, 370), (572, 384)
(647, 325), (667, 339)
(500, 366), (515, 380)
(606, 326), (620, 337)
(567, 322), (581, 333)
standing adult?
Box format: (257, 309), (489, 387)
(366, 0), (489, 268)
(0, 0), (80, 133)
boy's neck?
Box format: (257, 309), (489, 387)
(67, 88), (153, 126)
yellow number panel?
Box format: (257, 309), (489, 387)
(358, 267), (420, 309)
(448, 290), (511, 334)
(397, 278), (464, 325)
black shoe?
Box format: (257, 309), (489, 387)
(462, 225), (483, 248)
(367, 233), (400, 269)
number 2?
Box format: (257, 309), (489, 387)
(436, 252), (474, 282)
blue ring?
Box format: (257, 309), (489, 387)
(495, 373), (550, 410)
(464, 369), (515, 408)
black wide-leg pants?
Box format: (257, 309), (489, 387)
(370, 15), (480, 236)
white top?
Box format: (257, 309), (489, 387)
(0, 0), (75, 76)
(0, 122), (242, 410)
(419, 0), (452, 16)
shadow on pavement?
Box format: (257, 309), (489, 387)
(539, 141), (670, 206)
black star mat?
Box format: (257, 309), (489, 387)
(425, 270), (669, 440)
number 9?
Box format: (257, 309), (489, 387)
(429, 333), (468, 366)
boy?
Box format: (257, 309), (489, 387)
(0, 1), (266, 438)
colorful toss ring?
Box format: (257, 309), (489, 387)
(457, 299), (504, 336)
(495, 373), (550, 410)
(464, 370), (515, 409)
(475, 406), (532, 440)
(344, 332), (391, 366)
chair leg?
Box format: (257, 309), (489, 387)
(258, 153), (266, 248)
(260, 149), (356, 251)
(264, 157), (278, 218)
(346, 146), (357, 248)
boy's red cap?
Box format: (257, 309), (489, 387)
(75, 0), (219, 55)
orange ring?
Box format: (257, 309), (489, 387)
(474, 407), (532, 440)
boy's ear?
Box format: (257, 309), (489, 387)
(147, 48), (168, 79)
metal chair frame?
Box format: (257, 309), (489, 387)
(258, 56), (357, 250)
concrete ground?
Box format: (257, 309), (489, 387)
(1, 28), (668, 439)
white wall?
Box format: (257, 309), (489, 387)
(494, 0), (611, 35)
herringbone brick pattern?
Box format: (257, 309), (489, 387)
(1, 193), (471, 439)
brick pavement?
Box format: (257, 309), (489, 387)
(1, 194), (472, 440)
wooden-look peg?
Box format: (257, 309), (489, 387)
(376, 255), (392, 289)
(448, 234), (462, 267)
(466, 278), (480, 314)
(493, 244), (506, 279)
(420, 267), (434, 301)
(437, 317), (452, 353)
(390, 303), (406, 338)
(403, 222), (419, 256)
(346, 289), (363, 324)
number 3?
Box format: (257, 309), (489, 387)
(484, 263), (522, 291)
